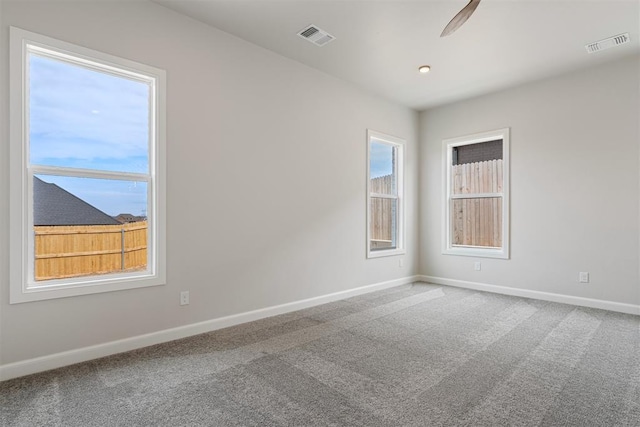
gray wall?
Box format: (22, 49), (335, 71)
(0, 1), (419, 366)
(419, 54), (640, 306)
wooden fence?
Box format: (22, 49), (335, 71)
(370, 174), (395, 249)
(34, 221), (147, 281)
(451, 159), (503, 248)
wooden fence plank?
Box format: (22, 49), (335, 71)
(34, 221), (148, 281)
(370, 175), (395, 248)
(450, 160), (503, 248)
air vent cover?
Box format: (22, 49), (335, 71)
(297, 25), (335, 47)
(586, 33), (630, 53)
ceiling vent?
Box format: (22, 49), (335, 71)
(297, 25), (335, 47)
(585, 33), (630, 53)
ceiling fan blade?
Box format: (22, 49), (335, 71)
(441, 0), (482, 37)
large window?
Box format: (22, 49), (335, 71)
(443, 128), (509, 259)
(10, 27), (166, 303)
(367, 130), (405, 258)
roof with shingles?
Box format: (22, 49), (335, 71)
(34, 177), (121, 226)
(114, 213), (146, 223)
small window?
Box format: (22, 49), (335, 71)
(443, 128), (510, 259)
(367, 130), (405, 258)
(10, 27), (166, 303)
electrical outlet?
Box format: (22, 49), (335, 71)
(474, 262), (481, 271)
(579, 272), (589, 283)
(180, 290), (190, 306)
(399, 259), (404, 268)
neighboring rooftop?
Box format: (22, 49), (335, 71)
(114, 213), (146, 224)
(34, 177), (121, 226)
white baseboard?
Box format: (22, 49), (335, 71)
(419, 275), (640, 316)
(0, 275), (420, 382)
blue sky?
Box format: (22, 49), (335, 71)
(36, 174), (148, 218)
(370, 142), (393, 178)
(30, 53), (150, 216)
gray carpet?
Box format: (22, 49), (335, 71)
(1, 282), (639, 426)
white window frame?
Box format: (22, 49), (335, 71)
(367, 130), (406, 258)
(442, 128), (510, 259)
(9, 27), (167, 303)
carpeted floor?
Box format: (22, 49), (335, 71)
(1, 282), (639, 426)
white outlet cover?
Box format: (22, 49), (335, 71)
(579, 272), (589, 283)
(180, 291), (190, 305)
(474, 262), (481, 271)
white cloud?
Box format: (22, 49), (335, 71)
(29, 54), (150, 171)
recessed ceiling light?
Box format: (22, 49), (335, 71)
(418, 65), (431, 74)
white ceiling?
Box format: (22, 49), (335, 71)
(154, 0), (640, 111)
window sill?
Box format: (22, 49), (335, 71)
(367, 248), (406, 259)
(10, 272), (165, 304)
(442, 246), (509, 259)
